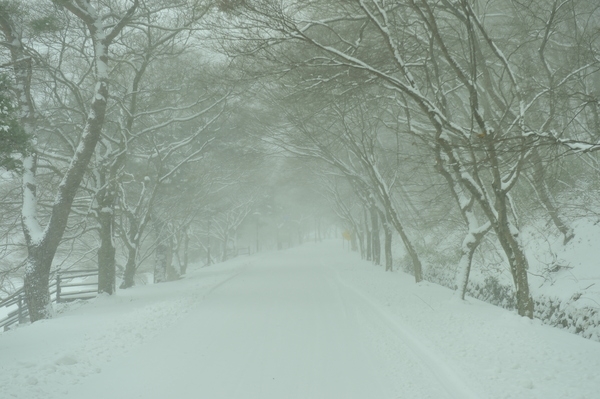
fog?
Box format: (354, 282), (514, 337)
(1, 0), (600, 397)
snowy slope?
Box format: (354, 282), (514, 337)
(1, 242), (599, 399)
(525, 218), (600, 307)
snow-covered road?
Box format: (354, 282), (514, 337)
(2, 242), (599, 398)
(62, 249), (476, 399)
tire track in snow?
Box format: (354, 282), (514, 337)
(325, 263), (480, 399)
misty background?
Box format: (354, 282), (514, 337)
(0, 0), (599, 339)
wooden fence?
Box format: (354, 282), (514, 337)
(0, 268), (98, 332)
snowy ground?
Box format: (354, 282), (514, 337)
(1, 242), (599, 399)
(525, 218), (600, 308)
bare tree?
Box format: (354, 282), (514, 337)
(1, 0), (139, 321)
(219, 0), (600, 316)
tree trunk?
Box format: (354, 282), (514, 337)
(23, 88), (109, 320)
(378, 209), (393, 272)
(97, 208), (116, 294)
(495, 213), (534, 318)
(166, 233), (179, 281)
(370, 205), (381, 266)
(455, 210), (491, 300)
(383, 203), (423, 281)
(456, 232), (478, 300)
(356, 226), (365, 259)
(364, 208), (372, 261)
(488, 137), (534, 318)
(120, 246), (137, 289)
(96, 168), (118, 294)
(361, 161), (423, 280)
(181, 227), (189, 275)
(23, 248), (53, 321)
(153, 217), (175, 283)
(154, 243), (168, 284)
(119, 212), (141, 289)
(384, 225), (392, 272)
(350, 229), (358, 251)
(438, 138), (533, 317)
(2, 10), (48, 321)
(434, 147), (490, 300)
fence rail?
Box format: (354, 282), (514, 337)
(0, 268), (98, 332)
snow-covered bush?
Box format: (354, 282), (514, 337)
(534, 295), (600, 342)
(467, 277), (517, 311)
(465, 279), (600, 342)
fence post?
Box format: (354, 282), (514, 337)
(17, 293), (24, 324)
(56, 270), (62, 304)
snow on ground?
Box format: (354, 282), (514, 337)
(1, 242), (599, 399)
(524, 218), (600, 308)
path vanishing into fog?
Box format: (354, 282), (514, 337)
(61, 245), (478, 399)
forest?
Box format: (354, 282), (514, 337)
(1, 0), (599, 341)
